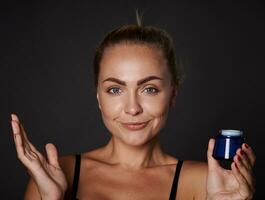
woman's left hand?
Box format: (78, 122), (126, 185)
(206, 138), (256, 200)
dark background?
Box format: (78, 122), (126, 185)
(1, 0), (264, 199)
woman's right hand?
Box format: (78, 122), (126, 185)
(11, 114), (67, 200)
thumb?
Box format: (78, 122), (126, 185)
(45, 143), (60, 168)
(207, 138), (221, 171)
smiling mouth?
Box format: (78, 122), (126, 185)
(121, 121), (150, 131)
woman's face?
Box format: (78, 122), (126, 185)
(97, 43), (176, 146)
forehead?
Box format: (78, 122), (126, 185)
(99, 43), (169, 81)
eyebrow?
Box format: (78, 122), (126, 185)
(102, 76), (163, 86)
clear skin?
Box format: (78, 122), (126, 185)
(96, 44), (176, 169)
(11, 43), (256, 199)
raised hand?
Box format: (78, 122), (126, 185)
(206, 138), (256, 200)
(11, 114), (67, 200)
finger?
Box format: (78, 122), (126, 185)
(242, 143), (256, 167)
(11, 117), (20, 135)
(11, 119), (41, 166)
(12, 115), (30, 146)
(231, 162), (253, 198)
(11, 114), (41, 158)
(207, 138), (221, 171)
(19, 123), (36, 152)
(15, 118), (43, 160)
(11, 120), (36, 165)
(236, 148), (252, 171)
(11, 114), (26, 146)
(11, 114), (30, 144)
(45, 143), (60, 168)
(234, 154), (255, 192)
(14, 119), (38, 158)
(11, 113), (20, 122)
(20, 122), (30, 141)
(11, 120), (25, 157)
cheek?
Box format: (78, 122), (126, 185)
(143, 93), (171, 117)
(99, 94), (123, 119)
(143, 93), (171, 132)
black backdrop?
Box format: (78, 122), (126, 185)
(1, 1), (264, 199)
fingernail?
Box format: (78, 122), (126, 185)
(245, 143), (249, 148)
(11, 114), (19, 122)
(240, 149), (244, 155)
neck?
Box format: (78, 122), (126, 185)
(104, 136), (167, 170)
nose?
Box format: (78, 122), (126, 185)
(124, 91), (143, 116)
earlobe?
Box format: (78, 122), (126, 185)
(96, 92), (101, 110)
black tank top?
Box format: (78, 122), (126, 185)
(71, 154), (183, 200)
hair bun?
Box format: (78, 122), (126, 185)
(135, 8), (144, 27)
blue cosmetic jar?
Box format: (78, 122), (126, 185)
(213, 130), (244, 160)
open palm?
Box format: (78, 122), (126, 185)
(11, 114), (67, 200)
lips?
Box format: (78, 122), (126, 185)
(121, 121), (149, 131)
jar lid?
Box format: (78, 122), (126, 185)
(221, 129), (243, 136)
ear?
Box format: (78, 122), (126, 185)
(96, 91), (102, 110)
(170, 87), (178, 107)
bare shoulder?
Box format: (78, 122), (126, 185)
(24, 177), (41, 200)
(59, 147), (108, 184)
(183, 160), (208, 175)
(57, 151), (104, 198)
(58, 154), (76, 179)
(179, 160), (208, 199)
(59, 146), (108, 178)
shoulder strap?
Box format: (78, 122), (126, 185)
(169, 160), (183, 200)
(71, 154), (81, 199)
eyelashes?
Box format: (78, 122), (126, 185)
(106, 86), (160, 95)
(144, 87), (159, 94)
(107, 87), (122, 95)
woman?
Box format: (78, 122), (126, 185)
(11, 18), (256, 200)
